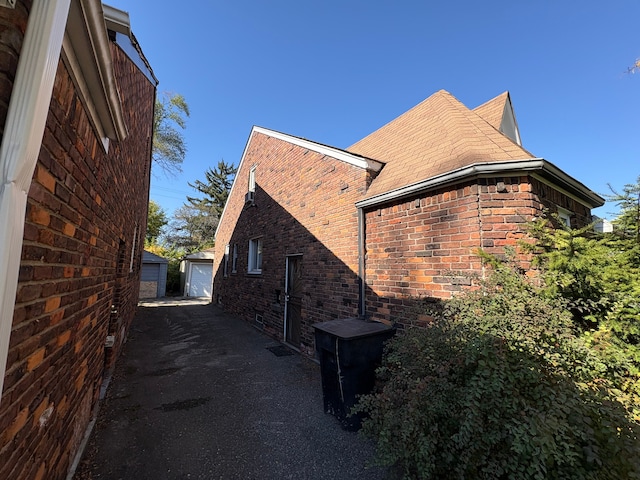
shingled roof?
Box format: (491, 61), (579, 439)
(347, 90), (534, 200)
(474, 91), (509, 129)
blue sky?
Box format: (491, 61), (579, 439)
(107, 0), (640, 220)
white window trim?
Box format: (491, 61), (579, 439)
(129, 223), (138, 272)
(248, 237), (263, 274)
(223, 244), (230, 277)
(557, 207), (572, 228)
(248, 165), (256, 193)
(231, 244), (238, 273)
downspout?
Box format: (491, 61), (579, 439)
(357, 207), (366, 318)
(0, 0), (71, 403)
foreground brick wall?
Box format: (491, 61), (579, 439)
(214, 132), (374, 354)
(0, 41), (154, 480)
(364, 175), (592, 327)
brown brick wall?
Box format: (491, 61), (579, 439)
(0, 39), (155, 480)
(364, 175), (593, 326)
(214, 132), (372, 355)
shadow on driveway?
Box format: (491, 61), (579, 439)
(73, 300), (389, 479)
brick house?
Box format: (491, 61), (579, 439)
(0, 2), (156, 479)
(213, 91), (603, 355)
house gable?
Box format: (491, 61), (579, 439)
(473, 91), (522, 146)
(213, 127), (377, 354)
(216, 125), (383, 236)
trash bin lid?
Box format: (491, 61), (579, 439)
(313, 318), (393, 340)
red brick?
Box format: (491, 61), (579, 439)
(36, 166), (56, 193)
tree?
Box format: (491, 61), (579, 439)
(161, 162), (236, 252)
(521, 178), (640, 419)
(153, 92), (190, 176)
(145, 200), (168, 244)
(187, 160), (237, 218)
(606, 175), (640, 242)
(163, 204), (218, 252)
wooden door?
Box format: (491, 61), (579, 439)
(285, 255), (303, 346)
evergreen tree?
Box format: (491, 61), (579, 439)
(606, 174), (640, 242)
(187, 160), (237, 218)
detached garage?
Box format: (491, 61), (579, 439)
(181, 248), (215, 298)
(140, 251), (169, 299)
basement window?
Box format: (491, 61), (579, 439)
(248, 237), (263, 274)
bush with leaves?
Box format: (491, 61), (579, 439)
(523, 210), (640, 418)
(355, 258), (640, 480)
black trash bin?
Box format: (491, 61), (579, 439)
(314, 318), (395, 430)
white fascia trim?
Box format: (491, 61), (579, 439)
(356, 159), (605, 209)
(0, 0), (71, 405)
(102, 4), (131, 37)
(215, 129), (256, 241)
(536, 160), (605, 206)
(61, 34), (111, 150)
(253, 126), (384, 172)
(62, 0), (127, 150)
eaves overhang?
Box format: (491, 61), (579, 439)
(103, 4), (158, 86)
(356, 159), (605, 209)
(61, 0), (128, 151)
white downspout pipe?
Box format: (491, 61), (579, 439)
(0, 0), (71, 403)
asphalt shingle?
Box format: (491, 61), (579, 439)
(347, 90), (535, 200)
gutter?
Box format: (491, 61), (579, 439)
(82, 0), (127, 141)
(355, 159), (605, 209)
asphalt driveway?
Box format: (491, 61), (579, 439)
(73, 298), (389, 480)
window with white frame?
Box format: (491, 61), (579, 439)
(129, 223), (138, 273)
(557, 207), (572, 228)
(248, 237), (262, 274)
(248, 165), (256, 193)
(232, 244), (238, 273)
(223, 244), (230, 277)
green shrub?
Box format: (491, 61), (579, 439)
(356, 260), (640, 480)
(523, 216), (640, 419)
(165, 258), (182, 295)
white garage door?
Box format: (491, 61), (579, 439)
(188, 263), (213, 297)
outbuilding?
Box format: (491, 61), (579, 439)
(140, 251), (169, 299)
(181, 248), (215, 298)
